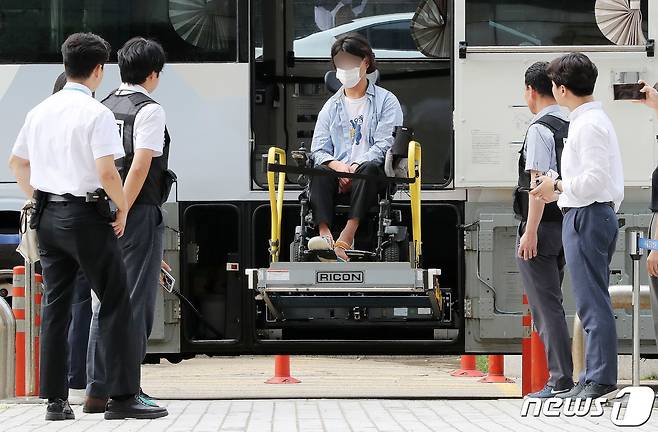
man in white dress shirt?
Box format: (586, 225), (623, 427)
(531, 52), (623, 400)
(8, 32), (167, 421)
(637, 82), (658, 368)
(85, 37), (171, 415)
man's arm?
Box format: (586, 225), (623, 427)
(519, 170), (546, 260)
(525, 170), (546, 231)
(638, 80), (658, 118)
(123, 149), (154, 209)
(8, 155), (33, 198)
(518, 123), (552, 260)
(96, 155), (128, 237)
(123, 103), (165, 209)
(10, 114), (33, 198)
(648, 215), (658, 277)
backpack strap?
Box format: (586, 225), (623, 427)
(533, 113), (569, 176)
(534, 114), (568, 134)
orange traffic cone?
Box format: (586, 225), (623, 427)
(265, 355), (301, 384)
(451, 355), (485, 377)
(522, 293), (533, 396)
(479, 355), (514, 383)
(530, 324), (549, 393)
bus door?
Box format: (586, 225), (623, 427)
(250, 0), (464, 353)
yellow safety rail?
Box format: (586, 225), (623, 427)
(407, 141), (422, 267)
(267, 147), (286, 263)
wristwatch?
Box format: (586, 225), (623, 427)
(553, 180), (561, 195)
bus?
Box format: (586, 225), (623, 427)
(0, 0), (656, 364)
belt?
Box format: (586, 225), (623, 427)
(561, 201), (615, 215)
(45, 193), (88, 203)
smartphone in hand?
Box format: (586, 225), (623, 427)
(613, 83), (646, 100)
(519, 169), (559, 192)
(160, 268), (176, 293)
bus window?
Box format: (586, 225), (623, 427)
(465, 0), (648, 47)
(365, 21), (418, 51)
(0, 0), (238, 63)
(292, 0), (446, 59)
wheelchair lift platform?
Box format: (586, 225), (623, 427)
(249, 141), (454, 326)
(246, 263), (447, 324)
(254, 262), (430, 293)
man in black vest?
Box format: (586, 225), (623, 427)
(85, 37), (171, 416)
(514, 62), (573, 398)
(10, 32), (166, 421)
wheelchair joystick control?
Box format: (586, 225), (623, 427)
(292, 142), (308, 167)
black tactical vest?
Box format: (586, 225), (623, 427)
(513, 114), (569, 222)
(102, 91), (171, 206)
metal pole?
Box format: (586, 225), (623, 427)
(23, 260), (35, 396)
(629, 230), (643, 387)
(0, 297), (15, 399)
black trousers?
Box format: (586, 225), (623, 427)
(87, 204), (164, 397)
(37, 202), (139, 400)
(67, 270), (91, 390)
(309, 161), (386, 227)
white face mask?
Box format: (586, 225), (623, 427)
(336, 66), (362, 89)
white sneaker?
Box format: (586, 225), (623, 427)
(68, 388), (86, 405)
(308, 236), (332, 251)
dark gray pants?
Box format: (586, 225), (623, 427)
(647, 215), (658, 354)
(87, 204), (165, 398)
(650, 277), (658, 353)
(517, 220), (573, 389)
(562, 203), (618, 386)
(37, 202), (139, 400)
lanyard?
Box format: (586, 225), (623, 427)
(62, 87), (90, 95)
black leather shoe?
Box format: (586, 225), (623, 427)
(104, 395), (169, 420)
(139, 387), (153, 400)
(45, 399), (75, 421)
(83, 395), (108, 414)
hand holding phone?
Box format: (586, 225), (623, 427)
(635, 80), (658, 112)
(160, 268), (176, 293)
(613, 83), (646, 101)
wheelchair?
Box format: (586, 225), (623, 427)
(265, 72), (422, 266)
(290, 133), (421, 262)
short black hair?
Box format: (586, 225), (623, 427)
(331, 33), (377, 74)
(524, 62), (553, 98)
(118, 37), (166, 85)
(61, 33), (111, 80)
(547, 52), (598, 97)
(52, 72), (67, 94)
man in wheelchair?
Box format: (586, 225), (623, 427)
(304, 33), (403, 262)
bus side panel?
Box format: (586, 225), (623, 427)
(454, 52), (658, 188)
(463, 198), (658, 355)
(145, 201), (182, 356)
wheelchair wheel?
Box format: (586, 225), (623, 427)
(382, 242), (400, 262)
(290, 239), (303, 262)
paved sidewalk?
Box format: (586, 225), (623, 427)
(1, 398), (657, 432)
(139, 356), (520, 399)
